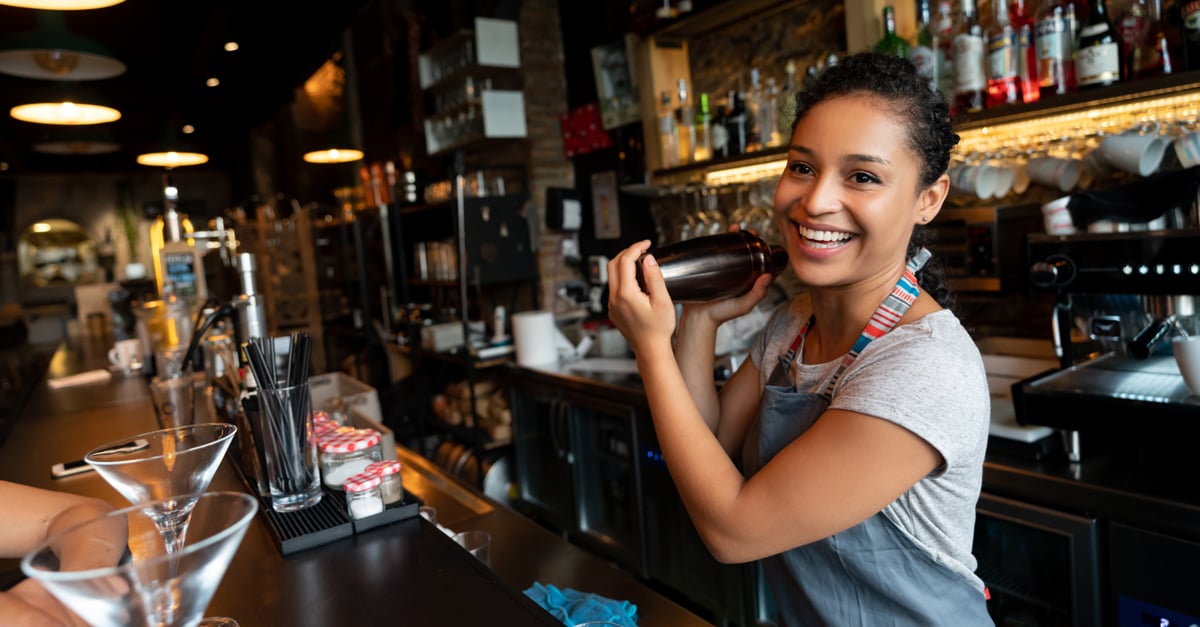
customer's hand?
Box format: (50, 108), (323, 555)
(2, 579), (89, 627)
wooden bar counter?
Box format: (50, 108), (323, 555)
(0, 336), (711, 627)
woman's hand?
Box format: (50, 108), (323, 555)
(607, 240), (678, 356)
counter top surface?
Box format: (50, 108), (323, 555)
(508, 358), (1200, 543)
(2, 338), (711, 627)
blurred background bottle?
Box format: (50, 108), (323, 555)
(910, 0), (940, 90)
(675, 78), (695, 165)
(934, 0), (957, 99)
(693, 92), (712, 162)
(658, 91), (680, 168)
(953, 0), (987, 113)
(987, 0), (1023, 106)
(1036, 0), (1080, 96)
(1075, 0), (1123, 88)
(1011, 0), (1042, 102)
(876, 5), (912, 57)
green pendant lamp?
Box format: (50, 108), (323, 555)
(0, 11), (126, 80)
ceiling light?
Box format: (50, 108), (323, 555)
(11, 100), (120, 125)
(0, 11), (125, 80)
(181, 124), (195, 134)
(136, 151), (209, 168)
(303, 148), (363, 164)
(206, 77), (219, 87)
(0, 1), (125, 8)
(224, 41), (238, 52)
(33, 222), (51, 232)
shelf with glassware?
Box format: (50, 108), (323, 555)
(419, 16), (527, 157)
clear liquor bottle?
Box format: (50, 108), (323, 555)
(910, 0), (941, 90)
(658, 91), (680, 168)
(676, 78), (695, 165)
(952, 0), (987, 113)
(933, 0), (957, 101)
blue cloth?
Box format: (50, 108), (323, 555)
(523, 582), (638, 627)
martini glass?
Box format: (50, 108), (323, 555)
(85, 423), (237, 554)
(21, 491), (257, 627)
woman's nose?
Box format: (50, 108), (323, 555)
(802, 174), (842, 216)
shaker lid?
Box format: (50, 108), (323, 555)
(343, 471), (382, 493)
(319, 428), (381, 453)
(365, 460), (402, 477)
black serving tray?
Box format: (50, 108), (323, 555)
(235, 461), (422, 555)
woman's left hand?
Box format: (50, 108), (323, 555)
(607, 240), (678, 356)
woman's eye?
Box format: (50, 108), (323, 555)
(851, 172), (880, 185)
(788, 162), (814, 176)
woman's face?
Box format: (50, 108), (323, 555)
(773, 93), (945, 291)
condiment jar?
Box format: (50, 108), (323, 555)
(318, 428), (383, 490)
(365, 460), (403, 505)
(342, 472), (384, 520)
(636, 230), (788, 302)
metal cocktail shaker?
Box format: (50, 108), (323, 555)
(637, 231), (788, 302)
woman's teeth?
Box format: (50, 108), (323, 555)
(798, 225), (853, 248)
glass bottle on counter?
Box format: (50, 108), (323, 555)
(1075, 0), (1123, 88)
(987, 0), (1023, 106)
(952, 0), (987, 113)
(1036, 0), (1079, 96)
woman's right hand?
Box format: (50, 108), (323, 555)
(680, 271), (773, 328)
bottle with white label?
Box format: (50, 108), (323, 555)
(909, 0), (939, 91)
(987, 0), (1022, 106)
(1075, 0), (1123, 89)
(952, 0), (987, 113)
(1036, 0), (1079, 96)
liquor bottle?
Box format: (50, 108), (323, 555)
(777, 59), (798, 139)
(876, 6), (912, 57)
(1134, 0), (1175, 76)
(1184, 0), (1200, 69)
(658, 91), (680, 168)
(933, 0), (957, 100)
(762, 77), (782, 147)
(1118, 0), (1152, 78)
(675, 78), (696, 165)
(1075, 0), (1123, 88)
(745, 69), (764, 152)
(1011, 0), (1042, 101)
(1036, 0), (1079, 96)
(635, 231), (788, 303)
(987, 0), (1023, 106)
(952, 0), (987, 113)
(693, 92), (713, 162)
(910, 0), (940, 90)
(711, 103), (731, 158)
(725, 90), (748, 157)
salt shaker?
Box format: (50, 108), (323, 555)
(343, 472), (384, 519)
(636, 231), (788, 302)
(365, 459), (404, 505)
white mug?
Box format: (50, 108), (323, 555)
(1026, 157), (1082, 192)
(1040, 195), (1076, 235)
(1173, 130), (1200, 169)
(108, 338), (144, 372)
(1173, 337), (1200, 396)
(1099, 122), (1169, 177)
(951, 164), (1004, 199)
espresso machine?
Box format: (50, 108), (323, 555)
(1014, 229), (1200, 461)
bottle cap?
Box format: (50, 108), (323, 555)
(319, 428), (381, 453)
(365, 460), (402, 477)
(343, 471), (382, 493)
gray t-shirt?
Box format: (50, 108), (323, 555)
(749, 295), (990, 591)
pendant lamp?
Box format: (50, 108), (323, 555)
(299, 47), (363, 164)
(0, 1), (125, 8)
(136, 122), (208, 168)
(0, 11), (125, 80)
(10, 82), (120, 124)
(32, 125), (118, 154)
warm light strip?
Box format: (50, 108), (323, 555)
(11, 101), (120, 125)
(303, 148), (364, 164)
(956, 91), (1200, 156)
(0, 0), (124, 8)
(705, 160), (787, 187)
(136, 151), (209, 167)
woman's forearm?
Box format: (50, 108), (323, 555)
(673, 309), (721, 433)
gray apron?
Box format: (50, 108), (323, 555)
(744, 251), (992, 626)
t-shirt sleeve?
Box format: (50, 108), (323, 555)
(829, 319), (990, 474)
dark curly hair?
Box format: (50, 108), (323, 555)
(791, 52), (959, 309)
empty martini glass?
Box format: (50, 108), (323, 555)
(85, 423), (237, 554)
(21, 491), (257, 627)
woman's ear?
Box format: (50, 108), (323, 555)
(916, 172), (951, 225)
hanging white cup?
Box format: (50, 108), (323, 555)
(1026, 157), (1082, 192)
(1099, 122), (1169, 177)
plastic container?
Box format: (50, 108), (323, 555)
(318, 428), (383, 490)
(365, 460), (403, 505)
(636, 231), (788, 303)
(343, 472), (384, 519)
